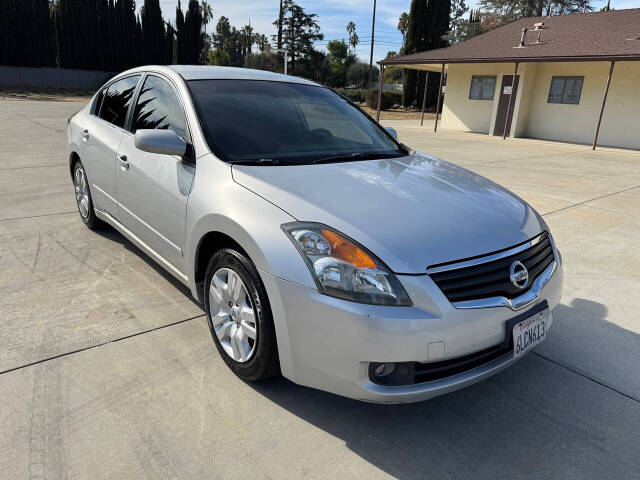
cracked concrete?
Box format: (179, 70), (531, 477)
(0, 102), (639, 479)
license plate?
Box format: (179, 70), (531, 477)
(513, 309), (548, 359)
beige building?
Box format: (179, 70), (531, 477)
(378, 9), (640, 150)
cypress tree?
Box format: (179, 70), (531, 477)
(183, 0), (203, 64)
(141, 0), (168, 64)
(403, 0), (426, 107)
(402, 0), (451, 108)
(176, 1), (186, 63)
(32, 0), (55, 67)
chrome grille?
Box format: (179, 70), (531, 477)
(430, 233), (554, 303)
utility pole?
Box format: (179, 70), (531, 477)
(368, 0), (377, 89)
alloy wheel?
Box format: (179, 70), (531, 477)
(208, 267), (258, 362)
(74, 167), (90, 218)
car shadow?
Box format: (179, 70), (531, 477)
(93, 224), (201, 308)
(247, 298), (640, 479)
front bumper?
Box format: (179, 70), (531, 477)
(260, 256), (563, 404)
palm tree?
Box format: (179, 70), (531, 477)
(200, 0), (213, 36)
(240, 23), (254, 58)
(346, 21), (358, 54)
(397, 12), (409, 49)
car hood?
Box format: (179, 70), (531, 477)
(232, 153), (546, 274)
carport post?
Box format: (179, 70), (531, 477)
(502, 62), (519, 140)
(420, 71), (430, 127)
(376, 65), (384, 122)
(434, 64), (445, 132)
(592, 60), (615, 150)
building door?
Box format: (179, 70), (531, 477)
(493, 75), (520, 136)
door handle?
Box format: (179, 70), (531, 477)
(117, 154), (129, 170)
(81, 129), (89, 141)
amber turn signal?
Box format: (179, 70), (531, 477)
(321, 229), (378, 269)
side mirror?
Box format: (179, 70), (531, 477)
(385, 127), (398, 139)
(134, 129), (187, 157)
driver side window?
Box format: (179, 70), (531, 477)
(132, 75), (188, 140)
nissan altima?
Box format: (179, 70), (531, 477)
(67, 66), (563, 403)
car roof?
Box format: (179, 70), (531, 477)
(168, 65), (319, 86)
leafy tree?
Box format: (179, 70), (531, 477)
(244, 52), (282, 72)
(347, 61), (378, 89)
(276, 0), (323, 74)
(208, 48), (230, 65)
(478, 0), (593, 22)
(444, 0), (469, 44)
(326, 39), (356, 87)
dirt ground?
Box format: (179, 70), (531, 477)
(360, 106), (435, 120)
(0, 87), (92, 102)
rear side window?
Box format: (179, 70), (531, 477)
(97, 75), (140, 128)
(132, 75), (188, 140)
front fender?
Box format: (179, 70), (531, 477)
(185, 155), (317, 299)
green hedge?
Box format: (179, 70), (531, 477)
(365, 89), (402, 110)
(333, 88), (366, 104)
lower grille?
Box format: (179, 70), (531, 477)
(430, 232), (554, 303)
(369, 343), (511, 386)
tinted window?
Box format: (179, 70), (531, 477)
(98, 75), (140, 128)
(548, 76), (584, 105)
(132, 75), (188, 140)
(469, 76), (495, 100)
(188, 79), (401, 164)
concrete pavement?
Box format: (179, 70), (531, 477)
(1, 102), (639, 479)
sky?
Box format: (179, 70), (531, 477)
(152, 0), (637, 63)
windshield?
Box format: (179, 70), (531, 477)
(188, 79), (404, 164)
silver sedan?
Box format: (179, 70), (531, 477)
(67, 65), (563, 403)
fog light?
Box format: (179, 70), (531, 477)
(373, 363), (396, 377)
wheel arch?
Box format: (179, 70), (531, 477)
(69, 151), (81, 179)
(193, 230), (251, 304)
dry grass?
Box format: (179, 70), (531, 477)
(360, 106), (436, 121)
(0, 87), (92, 102)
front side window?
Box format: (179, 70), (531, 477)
(97, 75), (140, 128)
(188, 79), (403, 164)
(469, 76), (496, 100)
(548, 76), (584, 105)
(132, 75), (188, 140)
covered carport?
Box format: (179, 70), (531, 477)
(376, 9), (640, 150)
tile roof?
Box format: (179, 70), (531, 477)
(380, 9), (640, 65)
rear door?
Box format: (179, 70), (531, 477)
(83, 75), (140, 216)
(493, 74), (520, 137)
(115, 74), (195, 271)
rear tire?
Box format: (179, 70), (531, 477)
(204, 248), (280, 381)
(73, 160), (104, 230)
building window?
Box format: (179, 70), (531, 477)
(548, 76), (584, 105)
(469, 76), (496, 100)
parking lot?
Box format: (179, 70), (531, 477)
(1, 100), (639, 479)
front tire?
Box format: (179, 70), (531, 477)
(204, 248), (280, 381)
(73, 161), (104, 230)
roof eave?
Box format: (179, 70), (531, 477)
(379, 54), (640, 66)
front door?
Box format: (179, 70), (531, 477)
(115, 74), (194, 272)
(493, 74), (520, 137)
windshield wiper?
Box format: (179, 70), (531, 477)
(228, 158), (298, 166)
(312, 151), (404, 165)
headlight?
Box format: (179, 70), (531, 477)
(282, 222), (412, 306)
